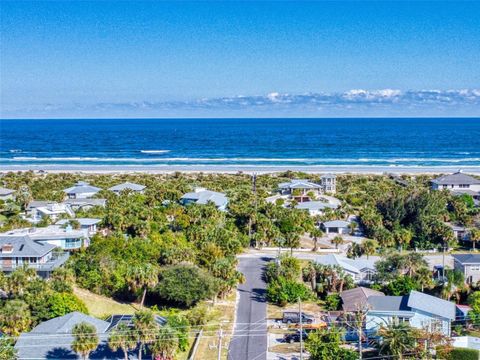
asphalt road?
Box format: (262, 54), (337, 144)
(228, 256), (272, 360)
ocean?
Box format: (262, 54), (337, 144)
(1, 118), (479, 171)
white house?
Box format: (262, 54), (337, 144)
(322, 220), (351, 234)
(27, 201), (75, 222)
(108, 182), (146, 195)
(63, 181), (101, 199)
(56, 218), (101, 236)
(0, 225), (90, 251)
(295, 201), (338, 216)
(365, 291), (456, 337)
(0, 187), (15, 201)
(431, 171), (480, 197)
(316, 254), (376, 283)
(180, 187), (228, 211)
(320, 174), (337, 193)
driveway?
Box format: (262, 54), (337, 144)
(228, 256), (272, 360)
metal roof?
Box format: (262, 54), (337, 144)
(108, 182), (146, 192)
(407, 290), (456, 320)
(431, 172), (480, 185)
(368, 295), (411, 312)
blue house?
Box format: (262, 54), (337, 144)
(366, 291), (456, 336)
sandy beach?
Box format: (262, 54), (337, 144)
(2, 164), (480, 175)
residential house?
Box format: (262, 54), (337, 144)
(63, 197), (107, 211)
(180, 187), (228, 210)
(27, 201), (75, 222)
(56, 218), (101, 236)
(366, 291), (456, 336)
(108, 181), (146, 195)
(15, 312), (167, 359)
(320, 174), (337, 193)
(295, 201), (338, 216)
(0, 225), (90, 251)
(322, 220), (351, 235)
(456, 304), (472, 321)
(278, 179), (323, 202)
(431, 171), (480, 198)
(63, 181), (101, 199)
(316, 254), (377, 283)
(0, 235), (68, 277)
(448, 223), (470, 242)
(340, 287), (385, 312)
(453, 254), (480, 284)
(0, 187), (15, 201)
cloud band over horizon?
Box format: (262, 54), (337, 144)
(2, 89), (480, 118)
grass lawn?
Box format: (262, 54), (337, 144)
(74, 287), (139, 318)
(267, 301), (324, 320)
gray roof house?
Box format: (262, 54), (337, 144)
(431, 171), (480, 196)
(295, 201), (338, 216)
(0, 235), (68, 277)
(317, 254), (376, 283)
(108, 182), (146, 194)
(181, 187), (228, 210)
(63, 197), (107, 210)
(453, 254), (480, 284)
(366, 291), (456, 336)
(340, 287), (385, 312)
(15, 312), (166, 359)
(64, 181), (102, 199)
(321, 220), (351, 234)
(0, 187), (15, 201)
(57, 218), (102, 235)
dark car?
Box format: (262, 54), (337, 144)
(282, 311), (315, 324)
(283, 330), (309, 343)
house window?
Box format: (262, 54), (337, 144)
(459, 184), (470, 188)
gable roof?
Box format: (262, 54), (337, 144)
(453, 253), (480, 265)
(181, 189), (228, 207)
(368, 295), (411, 312)
(30, 312), (110, 334)
(431, 172), (480, 185)
(316, 254), (376, 274)
(407, 291), (456, 320)
(323, 220), (350, 228)
(278, 179), (322, 190)
(63, 181), (101, 194)
(341, 287), (385, 312)
(295, 201), (338, 211)
(108, 182), (146, 192)
(0, 187), (15, 196)
(0, 235), (55, 258)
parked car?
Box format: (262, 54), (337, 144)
(282, 311), (315, 324)
(283, 330), (309, 343)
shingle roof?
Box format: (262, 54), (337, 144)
(0, 187), (15, 196)
(341, 287), (385, 312)
(181, 189), (228, 208)
(295, 201), (338, 211)
(63, 181), (101, 194)
(453, 253), (480, 265)
(407, 291), (456, 320)
(431, 172), (480, 185)
(278, 179), (322, 190)
(0, 235), (55, 258)
(108, 182), (146, 192)
(323, 220), (351, 228)
(368, 295), (411, 312)
(30, 312), (110, 334)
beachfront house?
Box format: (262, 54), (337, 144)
(295, 201), (338, 216)
(278, 179), (323, 202)
(316, 254), (377, 283)
(56, 218), (101, 236)
(0, 235), (68, 277)
(366, 291), (456, 336)
(0, 225), (90, 251)
(63, 181), (101, 199)
(180, 187), (228, 211)
(108, 181), (146, 195)
(15, 312), (167, 359)
(321, 174), (337, 193)
(0, 187), (15, 201)
(431, 171), (480, 197)
(453, 254), (480, 284)
(321, 220), (351, 235)
(27, 201), (75, 222)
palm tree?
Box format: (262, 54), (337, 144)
(361, 239), (378, 259)
(126, 263), (160, 307)
(402, 253), (428, 277)
(150, 325), (178, 360)
(348, 221), (358, 235)
(108, 323), (137, 360)
(415, 267), (433, 292)
(133, 310), (158, 360)
(441, 269), (465, 302)
(310, 228), (324, 252)
(72, 322), (99, 360)
(331, 235), (344, 250)
(378, 321), (418, 360)
(0, 300), (32, 336)
(470, 228), (480, 251)
(394, 228), (413, 250)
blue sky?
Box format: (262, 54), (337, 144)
(1, 1), (479, 118)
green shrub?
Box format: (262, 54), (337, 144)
(47, 292), (88, 317)
(447, 347), (479, 360)
(266, 277), (313, 306)
(324, 294), (341, 311)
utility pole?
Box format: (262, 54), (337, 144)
(217, 324), (223, 360)
(299, 297), (303, 360)
(442, 240), (446, 280)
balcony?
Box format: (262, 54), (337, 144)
(1, 252), (70, 273)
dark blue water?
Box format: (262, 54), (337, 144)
(1, 118), (479, 168)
